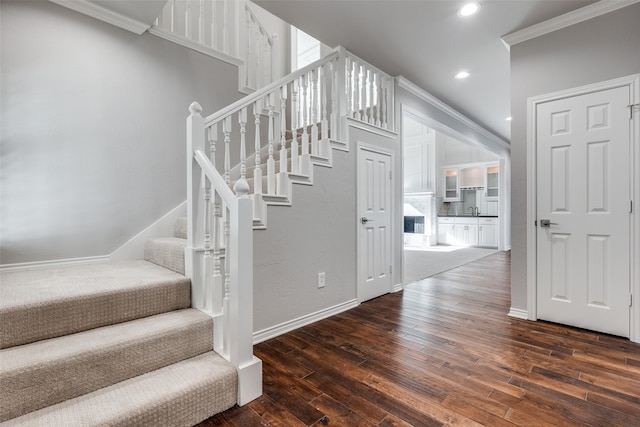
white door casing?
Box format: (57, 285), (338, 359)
(527, 75), (640, 341)
(358, 145), (393, 302)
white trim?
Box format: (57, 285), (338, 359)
(526, 74), (640, 342)
(252, 299), (359, 343)
(393, 283), (404, 293)
(149, 27), (244, 67)
(502, 0), (640, 48)
(48, 0), (151, 35)
(508, 307), (529, 320)
(346, 118), (398, 140)
(110, 201), (187, 262)
(396, 76), (510, 153)
(0, 255), (110, 273)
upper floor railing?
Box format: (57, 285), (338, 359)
(152, 0), (275, 93)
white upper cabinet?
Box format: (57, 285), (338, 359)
(485, 163), (499, 200)
(443, 167), (460, 201)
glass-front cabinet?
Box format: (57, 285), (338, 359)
(485, 164), (499, 200)
(443, 167), (459, 201)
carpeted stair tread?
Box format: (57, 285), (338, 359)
(144, 237), (186, 275)
(0, 308), (214, 422)
(0, 351), (237, 427)
(0, 261), (190, 349)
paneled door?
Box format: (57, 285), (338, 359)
(358, 146), (393, 302)
(536, 85), (630, 337)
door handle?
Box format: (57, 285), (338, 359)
(361, 217), (373, 224)
(539, 219), (558, 228)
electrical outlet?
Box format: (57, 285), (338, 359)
(317, 272), (326, 288)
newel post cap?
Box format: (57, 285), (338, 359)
(233, 178), (250, 198)
(189, 102), (203, 116)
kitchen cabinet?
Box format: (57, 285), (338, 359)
(443, 167), (460, 201)
(485, 164), (499, 200)
(478, 217), (498, 247)
(438, 216), (498, 248)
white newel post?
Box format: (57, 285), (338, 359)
(186, 102), (205, 307)
(229, 182), (262, 405)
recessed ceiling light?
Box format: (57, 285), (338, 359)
(455, 71), (470, 79)
(458, 2), (481, 17)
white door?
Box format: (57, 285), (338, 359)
(536, 85), (630, 337)
(358, 147), (392, 302)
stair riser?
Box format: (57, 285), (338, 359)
(0, 311), (213, 422)
(144, 238), (186, 275)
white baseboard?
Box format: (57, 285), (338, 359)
(253, 299), (359, 344)
(0, 255), (111, 273)
(508, 307), (529, 320)
(110, 201), (187, 262)
(393, 282), (403, 293)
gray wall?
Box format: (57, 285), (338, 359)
(1, 1), (243, 264)
(509, 4), (640, 310)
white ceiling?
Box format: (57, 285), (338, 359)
(253, 0), (597, 142)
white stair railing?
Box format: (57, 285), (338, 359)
(184, 46), (394, 406)
(186, 102), (261, 406)
(152, 0), (275, 93)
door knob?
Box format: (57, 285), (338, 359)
(361, 217), (373, 224)
(539, 219), (558, 228)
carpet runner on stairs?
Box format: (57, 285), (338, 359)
(0, 226), (236, 426)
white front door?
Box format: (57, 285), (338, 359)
(358, 146), (393, 302)
(536, 85), (630, 337)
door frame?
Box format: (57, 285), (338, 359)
(356, 142), (395, 303)
(526, 74), (640, 342)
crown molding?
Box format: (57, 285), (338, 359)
(396, 76), (510, 152)
(49, 0), (151, 35)
(502, 0), (640, 48)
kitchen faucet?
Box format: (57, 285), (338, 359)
(468, 206), (480, 216)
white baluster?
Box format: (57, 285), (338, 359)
(202, 177), (212, 311)
(208, 123), (217, 167)
(368, 70), (374, 124)
(331, 59), (338, 139)
(360, 65), (366, 122)
(170, 0), (177, 33)
(253, 100), (262, 195)
(210, 0), (217, 49)
(263, 38), (270, 87)
(375, 73), (381, 127)
(346, 56), (353, 119)
(279, 86), (288, 174)
(300, 74), (310, 175)
(311, 68), (319, 156)
(198, 0), (205, 43)
(382, 77), (388, 129)
(321, 63), (329, 142)
(239, 107), (247, 181)
(267, 93), (276, 194)
(223, 0), (229, 54)
(255, 26), (262, 89)
(245, 16), (253, 89)
(185, 0), (191, 39)
(212, 194), (223, 353)
(223, 206), (231, 357)
(355, 62), (362, 120)
(223, 116), (231, 186)
(290, 80), (299, 174)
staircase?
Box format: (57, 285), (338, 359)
(0, 35), (395, 426)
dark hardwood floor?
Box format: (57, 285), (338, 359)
(198, 251), (640, 426)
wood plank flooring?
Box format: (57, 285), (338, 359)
(197, 251), (640, 426)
